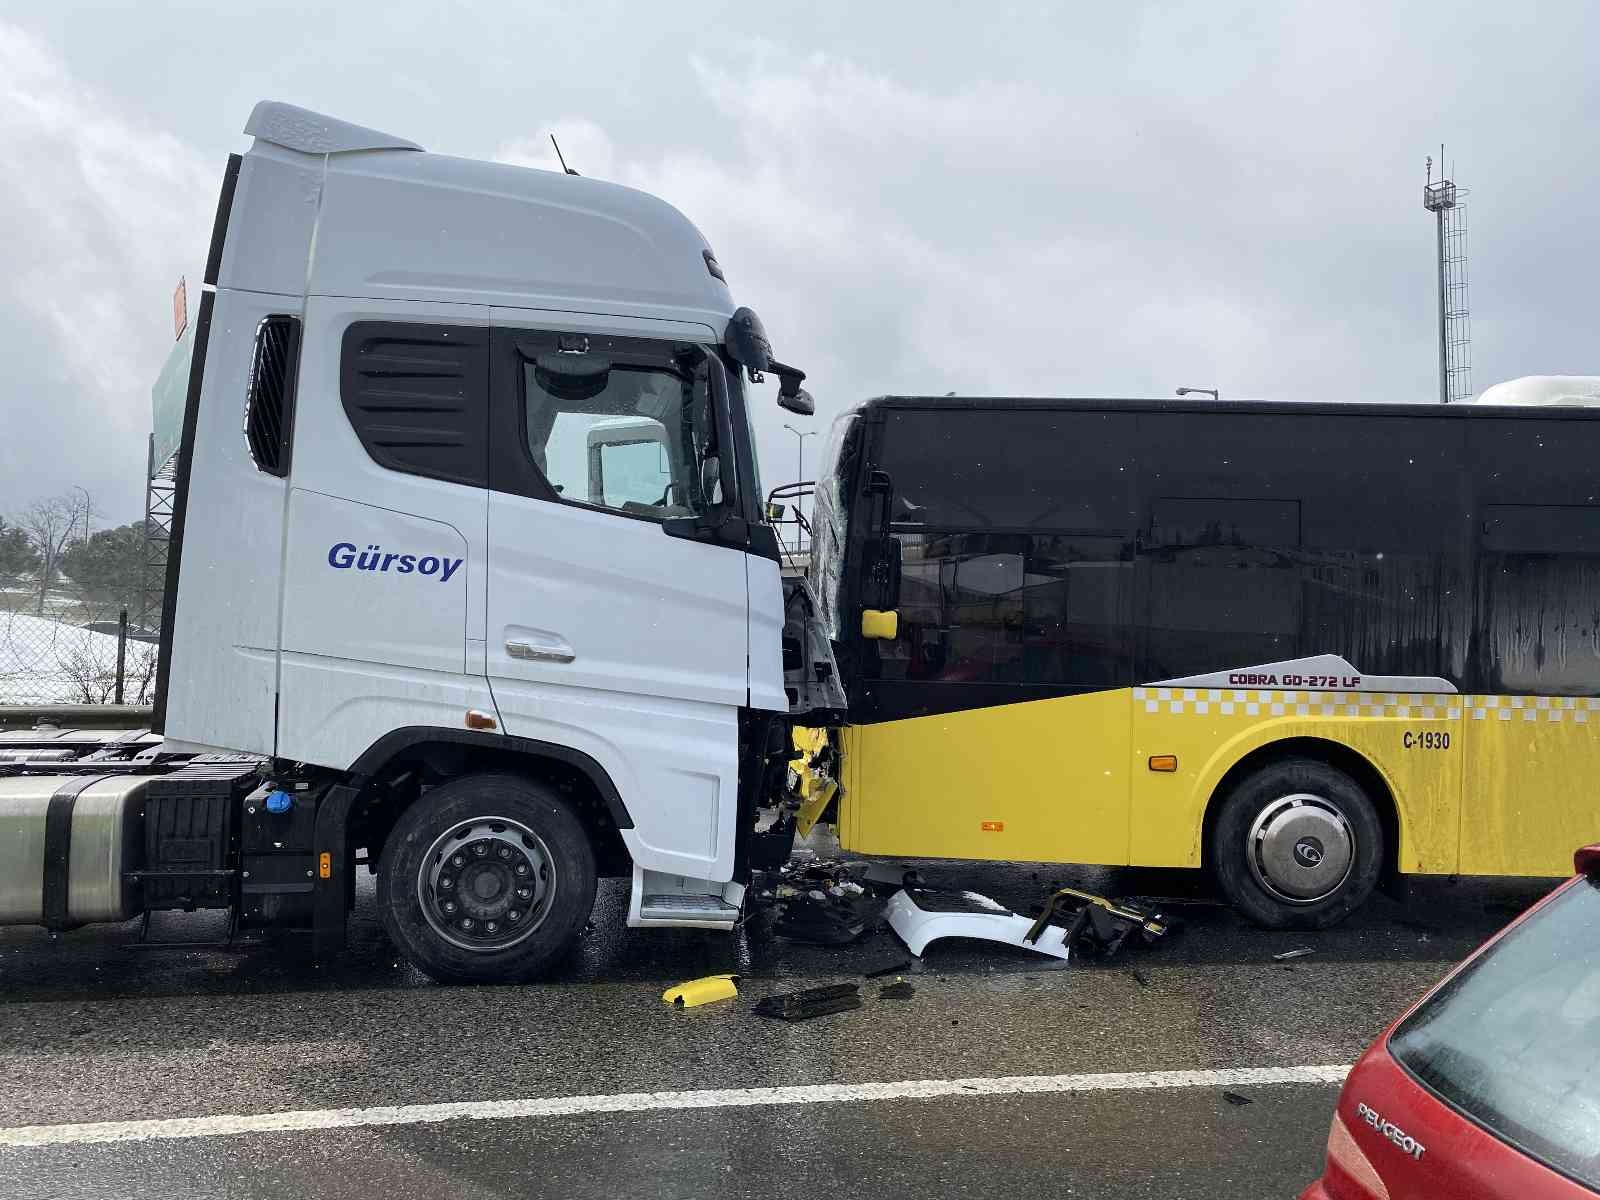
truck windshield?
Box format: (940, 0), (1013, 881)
(1388, 876), (1600, 1188)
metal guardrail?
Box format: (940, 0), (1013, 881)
(0, 704), (154, 731)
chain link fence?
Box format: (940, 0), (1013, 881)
(0, 584), (158, 706)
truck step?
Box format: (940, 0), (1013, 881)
(638, 894), (741, 924)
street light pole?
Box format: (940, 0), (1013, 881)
(782, 422), (816, 531)
(1175, 387), (1220, 401)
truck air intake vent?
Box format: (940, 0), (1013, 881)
(340, 322), (491, 487)
(244, 314), (301, 477)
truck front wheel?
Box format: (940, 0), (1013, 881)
(1211, 758), (1383, 930)
(379, 773), (597, 983)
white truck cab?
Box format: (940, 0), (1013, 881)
(138, 102), (840, 980)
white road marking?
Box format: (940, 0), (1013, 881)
(0, 1065), (1350, 1149)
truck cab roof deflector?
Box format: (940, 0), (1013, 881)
(243, 101), (423, 155)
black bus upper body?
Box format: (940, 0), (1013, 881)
(813, 396), (1600, 724)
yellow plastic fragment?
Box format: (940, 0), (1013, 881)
(796, 778), (838, 839)
(662, 974), (739, 1008)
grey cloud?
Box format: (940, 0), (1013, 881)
(0, 22), (214, 518)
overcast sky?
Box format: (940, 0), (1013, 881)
(2, 2), (1597, 522)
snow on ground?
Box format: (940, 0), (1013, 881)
(0, 611), (156, 704)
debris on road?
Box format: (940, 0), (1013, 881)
(754, 983), (863, 1021)
(877, 978), (915, 1001)
(1026, 888), (1171, 958)
(662, 974), (739, 1008)
(861, 862), (920, 890)
(1223, 1091), (1253, 1106)
(762, 858), (887, 946)
(885, 885), (1171, 963)
(863, 951), (913, 978)
(1272, 947), (1316, 962)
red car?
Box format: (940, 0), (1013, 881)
(1303, 845), (1600, 1199)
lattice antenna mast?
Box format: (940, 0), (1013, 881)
(1423, 148), (1472, 403)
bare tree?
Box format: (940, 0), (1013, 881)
(58, 639), (116, 703)
(21, 490), (99, 617)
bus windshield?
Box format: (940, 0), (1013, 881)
(810, 410), (860, 640)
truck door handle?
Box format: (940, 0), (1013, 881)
(505, 637), (576, 664)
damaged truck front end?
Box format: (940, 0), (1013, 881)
(742, 574), (848, 875)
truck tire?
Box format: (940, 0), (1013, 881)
(379, 772), (597, 984)
(1211, 758), (1383, 930)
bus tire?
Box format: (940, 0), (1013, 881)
(1212, 758), (1382, 930)
(379, 772), (597, 984)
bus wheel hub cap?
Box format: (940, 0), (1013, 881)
(1247, 794), (1354, 904)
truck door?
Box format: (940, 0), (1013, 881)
(484, 312), (750, 884)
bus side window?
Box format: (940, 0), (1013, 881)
(868, 409), (1137, 704)
(1142, 498), (1301, 680)
(1479, 504), (1600, 695)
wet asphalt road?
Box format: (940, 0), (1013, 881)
(0, 852), (1559, 1200)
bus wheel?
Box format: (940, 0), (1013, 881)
(379, 773), (597, 984)
(1212, 758), (1382, 930)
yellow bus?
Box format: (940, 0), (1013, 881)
(802, 396), (1600, 928)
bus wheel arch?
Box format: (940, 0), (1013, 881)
(1202, 738), (1399, 929)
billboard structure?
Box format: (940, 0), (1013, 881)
(142, 280), (193, 635)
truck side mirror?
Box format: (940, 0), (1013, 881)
(769, 359), (812, 415)
(777, 386), (814, 416)
(725, 307), (772, 378)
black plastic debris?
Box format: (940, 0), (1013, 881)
(772, 896), (875, 945)
(863, 951), (913, 978)
(1223, 1091), (1253, 1106)
(754, 983), (862, 1021)
(764, 858), (885, 945)
(1024, 888), (1172, 960)
(878, 979), (915, 1001)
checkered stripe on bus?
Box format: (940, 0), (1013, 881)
(1464, 695), (1600, 723)
(1132, 688), (1461, 719)
(1132, 688), (1600, 722)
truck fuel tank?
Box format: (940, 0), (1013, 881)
(0, 775), (149, 926)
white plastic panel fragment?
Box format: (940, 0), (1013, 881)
(884, 889), (1072, 961)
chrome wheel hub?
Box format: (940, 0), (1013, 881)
(418, 817), (555, 952)
(1245, 793), (1354, 904)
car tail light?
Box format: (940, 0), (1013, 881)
(1324, 1111), (1391, 1200)
(1576, 844), (1600, 876)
